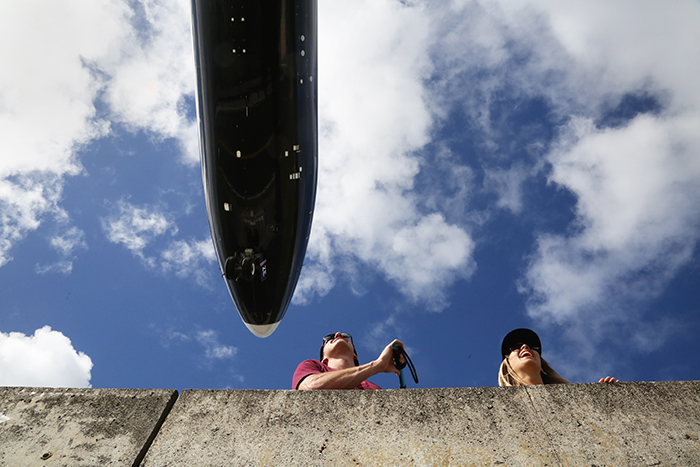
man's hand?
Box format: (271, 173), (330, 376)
(373, 340), (404, 376)
(598, 376), (620, 383)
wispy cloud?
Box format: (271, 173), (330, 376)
(36, 226), (88, 274)
(101, 199), (216, 285)
(0, 326), (93, 387)
(49, 226), (88, 256)
(101, 199), (176, 264)
(160, 239), (217, 287)
(0, 174), (80, 268)
(157, 327), (238, 363)
(101, 200), (216, 287)
(195, 330), (237, 360)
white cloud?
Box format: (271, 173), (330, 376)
(100, 0), (198, 164)
(513, 0), (700, 110)
(483, 165), (532, 214)
(35, 261), (74, 275)
(101, 199), (175, 262)
(2, 0), (698, 383)
(467, 0), (700, 361)
(413, 0), (700, 369)
(0, 174), (71, 267)
(295, 0), (477, 308)
(2, 0), (478, 307)
(0, 326), (93, 387)
(522, 114), (700, 322)
(0, 1), (121, 175)
(36, 226), (88, 274)
(0, 0), (124, 266)
(49, 226), (87, 256)
(156, 327), (238, 362)
(365, 314), (403, 356)
(0, 0), (197, 268)
(386, 214), (475, 309)
(160, 238), (217, 287)
(195, 330), (237, 360)
(293, 259), (335, 306)
(101, 200), (219, 286)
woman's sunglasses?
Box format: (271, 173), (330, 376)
(508, 342), (541, 354)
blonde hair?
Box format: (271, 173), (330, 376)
(498, 356), (569, 386)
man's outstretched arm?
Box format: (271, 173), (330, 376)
(298, 340), (402, 390)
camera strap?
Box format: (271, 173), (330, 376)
(391, 342), (419, 388)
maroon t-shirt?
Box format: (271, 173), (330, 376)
(292, 359), (381, 390)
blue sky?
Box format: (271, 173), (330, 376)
(1, 0), (699, 390)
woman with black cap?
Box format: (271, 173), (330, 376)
(498, 328), (618, 386)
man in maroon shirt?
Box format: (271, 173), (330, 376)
(293, 332), (404, 390)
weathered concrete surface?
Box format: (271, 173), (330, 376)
(1, 382), (698, 466)
(142, 381), (700, 466)
(527, 381), (700, 465)
(0, 387), (177, 467)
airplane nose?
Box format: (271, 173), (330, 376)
(244, 321), (281, 338)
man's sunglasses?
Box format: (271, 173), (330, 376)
(508, 342), (541, 354)
(322, 332), (353, 346)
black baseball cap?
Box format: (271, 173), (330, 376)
(501, 328), (542, 359)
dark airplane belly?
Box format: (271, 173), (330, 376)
(192, 0), (317, 337)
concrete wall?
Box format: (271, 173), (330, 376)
(0, 387), (177, 467)
(2, 381), (699, 466)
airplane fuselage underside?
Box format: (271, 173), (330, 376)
(191, 0), (318, 337)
